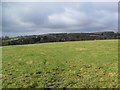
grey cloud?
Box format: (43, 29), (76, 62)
(2, 2), (118, 36)
(0, 3), (2, 37)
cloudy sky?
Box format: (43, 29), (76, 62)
(2, 2), (118, 37)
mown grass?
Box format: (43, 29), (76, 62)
(2, 40), (118, 88)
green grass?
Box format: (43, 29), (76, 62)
(2, 40), (118, 88)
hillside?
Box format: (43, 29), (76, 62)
(1, 31), (120, 46)
(2, 40), (118, 88)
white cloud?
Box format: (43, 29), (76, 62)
(48, 8), (88, 27)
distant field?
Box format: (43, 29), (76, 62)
(2, 40), (118, 88)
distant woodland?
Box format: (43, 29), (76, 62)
(1, 31), (120, 46)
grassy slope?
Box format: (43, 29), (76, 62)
(2, 40), (118, 88)
(0, 47), (2, 89)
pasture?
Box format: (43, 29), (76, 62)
(2, 40), (118, 88)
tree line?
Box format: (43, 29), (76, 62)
(1, 31), (120, 46)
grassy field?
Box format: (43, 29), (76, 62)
(2, 40), (118, 88)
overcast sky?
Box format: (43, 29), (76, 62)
(2, 2), (118, 37)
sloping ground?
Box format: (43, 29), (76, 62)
(2, 40), (118, 88)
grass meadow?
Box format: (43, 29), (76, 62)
(2, 40), (118, 88)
